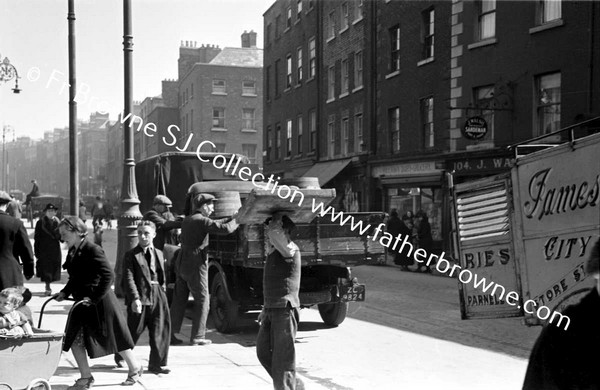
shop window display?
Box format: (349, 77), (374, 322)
(388, 187), (442, 241)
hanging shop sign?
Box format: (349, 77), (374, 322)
(462, 116), (488, 140)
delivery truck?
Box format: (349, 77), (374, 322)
(135, 152), (387, 332)
(450, 124), (599, 325)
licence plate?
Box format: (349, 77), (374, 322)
(340, 283), (366, 302)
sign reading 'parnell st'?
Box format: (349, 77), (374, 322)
(462, 116), (488, 140)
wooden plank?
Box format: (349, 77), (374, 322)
(236, 188), (336, 224)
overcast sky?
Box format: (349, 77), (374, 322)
(0, 0), (272, 140)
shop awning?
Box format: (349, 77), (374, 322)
(302, 158), (352, 187)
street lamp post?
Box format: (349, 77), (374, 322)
(115, 0), (142, 296)
(0, 55), (21, 94)
(1, 54), (21, 192)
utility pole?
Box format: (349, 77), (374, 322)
(68, 0), (79, 216)
(115, 0), (142, 296)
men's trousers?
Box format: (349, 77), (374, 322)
(127, 284), (171, 368)
(170, 259), (209, 340)
(256, 306), (299, 390)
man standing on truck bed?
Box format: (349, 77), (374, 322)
(170, 193), (238, 346)
(257, 213), (304, 390)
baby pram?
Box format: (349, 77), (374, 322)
(0, 297), (81, 390)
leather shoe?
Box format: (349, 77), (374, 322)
(170, 336), (183, 345)
(121, 366), (143, 386)
(148, 366), (171, 375)
(190, 337), (212, 346)
(66, 376), (94, 390)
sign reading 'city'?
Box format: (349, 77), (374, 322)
(462, 116), (488, 140)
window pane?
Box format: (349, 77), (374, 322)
(537, 73), (561, 135)
(543, 0), (561, 22)
(480, 13), (496, 39)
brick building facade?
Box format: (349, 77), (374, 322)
(263, 0), (600, 253)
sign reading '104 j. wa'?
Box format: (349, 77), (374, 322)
(462, 116), (488, 140)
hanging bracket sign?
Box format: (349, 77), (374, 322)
(462, 116), (488, 140)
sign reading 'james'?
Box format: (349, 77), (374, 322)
(462, 116), (488, 140)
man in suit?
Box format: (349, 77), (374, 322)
(0, 191), (34, 291)
(120, 220), (171, 375)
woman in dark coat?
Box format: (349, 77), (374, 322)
(415, 210), (434, 273)
(386, 209), (413, 270)
(0, 191), (34, 291)
(56, 216), (142, 388)
(34, 203), (62, 296)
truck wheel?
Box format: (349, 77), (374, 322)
(317, 302), (348, 327)
(210, 274), (239, 334)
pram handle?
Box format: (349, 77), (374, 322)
(37, 295), (77, 329)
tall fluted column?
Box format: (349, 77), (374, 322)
(115, 0), (142, 296)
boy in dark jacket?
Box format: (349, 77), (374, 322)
(120, 220), (171, 375)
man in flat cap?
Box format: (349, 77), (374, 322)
(522, 237), (600, 390)
(170, 193), (239, 346)
(143, 195), (182, 251)
(0, 190), (34, 291)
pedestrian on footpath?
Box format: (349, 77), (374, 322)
(415, 210), (433, 273)
(6, 195), (22, 219)
(256, 213), (304, 390)
(386, 209), (413, 270)
(170, 193), (238, 346)
(91, 196), (106, 227)
(56, 216), (143, 389)
(522, 237), (600, 390)
(34, 203), (62, 296)
(118, 220), (171, 375)
(0, 190), (34, 291)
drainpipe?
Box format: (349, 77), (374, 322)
(589, 1), (595, 113)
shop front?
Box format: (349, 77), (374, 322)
(371, 160), (446, 252)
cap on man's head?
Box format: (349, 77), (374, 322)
(0, 191), (11, 204)
(43, 203), (58, 212)
(195, 193), (216, 207)
(153, 195), (173, 206)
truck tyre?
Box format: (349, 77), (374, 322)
(317, 302), (348, 327)
(210, 273), (239, 334)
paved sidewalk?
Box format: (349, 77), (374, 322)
(19, 222), (327, 390)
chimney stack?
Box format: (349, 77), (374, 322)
(241, 30), (257, 48)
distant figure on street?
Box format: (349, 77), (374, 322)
(78, 200), (87, 223)
(386, 209), (413, 270)
(25, 179), (40, 206)
(522, 237), (600, 390)
(6, 196), (22, 219)
(93, 220), (103, 247)
(257, 213), (304, 390)
(34, 203), (62, 296)
(415, 210), (433, 273)
(91, 196), (106, 227)
(0, 190), (34, 291)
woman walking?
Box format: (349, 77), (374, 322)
(415, 210), (434, 273)
(56, 216), (142, 389)
(34, 203), (62, 296)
